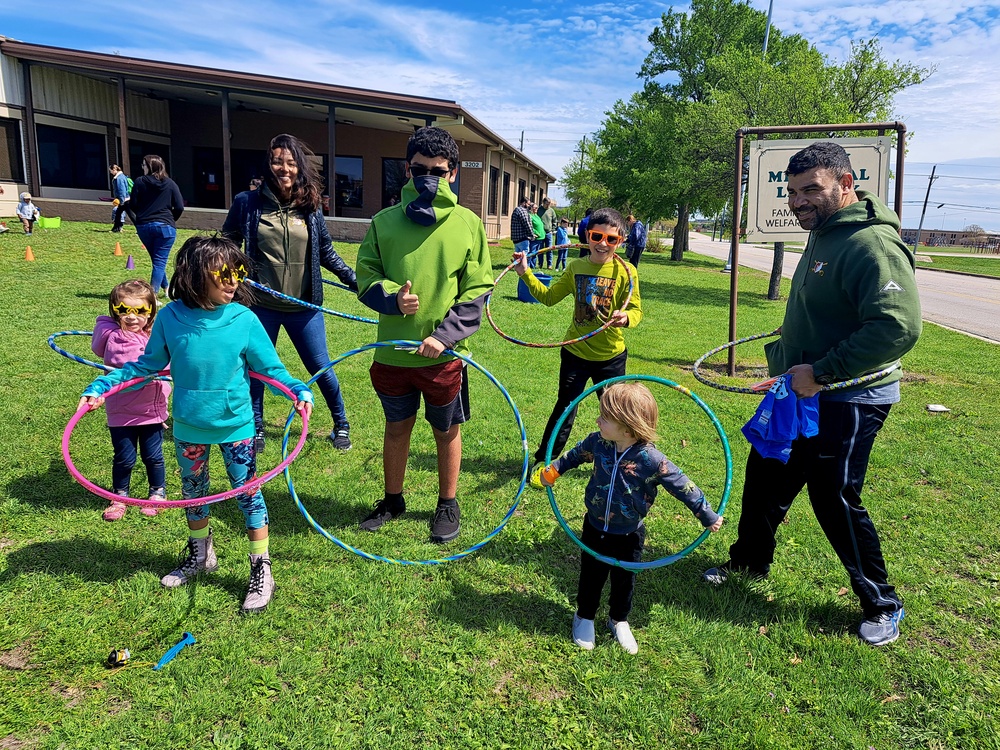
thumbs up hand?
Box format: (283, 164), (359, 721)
(397, 280), (419, 315)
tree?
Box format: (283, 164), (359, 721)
(585, 0), (931, 266)
(559, 137), (609, 222)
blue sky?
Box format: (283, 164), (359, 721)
(3, 0), (999, 231)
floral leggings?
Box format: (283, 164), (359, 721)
(175, 438), (268, 529)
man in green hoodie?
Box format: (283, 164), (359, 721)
(703, 142), (922, 647)
(356, 127), (495, 543)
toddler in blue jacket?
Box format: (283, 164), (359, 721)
(540, 382), (723, 654)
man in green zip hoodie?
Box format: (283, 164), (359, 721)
(356, 127), (495, 544)
(703, 142), (922, 647)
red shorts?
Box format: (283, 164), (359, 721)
(370, 359), (469, 430)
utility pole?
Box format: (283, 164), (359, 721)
(520, 130), (524, 151)
(911, 165), (937, 254)
(576, 135), (587, 170)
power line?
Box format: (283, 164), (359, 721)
(908, 173), (1000, 183)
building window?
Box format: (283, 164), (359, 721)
(0, 118), (24, 182)
(382, 157), (407, 209)
(530, 184), (536, 203)
(502, 172), (511, 215)
(518, 178), (526, 203)
(488, 166), (499, 215)
(37, 124), (107, 190)
(123, 140), (172, 181)
(335, 156), (363, 209)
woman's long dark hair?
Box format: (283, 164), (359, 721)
(264, 134), (323, 214)
(143, 154), (168, 180)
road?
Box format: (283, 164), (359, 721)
(685, 233), (1000, 344)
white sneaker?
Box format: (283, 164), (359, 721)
(608, 619), (639, 654)
(571, 614), (595, 650)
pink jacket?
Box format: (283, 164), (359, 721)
(92, 315), (170, 427)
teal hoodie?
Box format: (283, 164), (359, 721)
(356, 177), (494, 368)
(765, 190), (922, 388)
(83, 301), (311, 444)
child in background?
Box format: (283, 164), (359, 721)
(513, 207), (642, 488)
(539, 382), (723, 654)
(92, 279), (171, 521)
(554, 217), (570, 271)
(17, 192), (40, 235)
(80, 236), (313, 614)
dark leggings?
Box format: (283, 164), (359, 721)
(577, 516), (645, 622)
(110, 424), (165, 493)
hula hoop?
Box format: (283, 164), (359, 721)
(63, 372), (310, 509)
(545, 374), (732, 571)
(692, 330), (901, 394)
(283, 340), (529, 565)
(48, 331), (172, 380)
(246, 279), (377, 325)
(485, 251), (634, 348)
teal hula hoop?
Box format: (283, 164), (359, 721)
(281, 340), (530, 565)
(545, 374), (732, 571)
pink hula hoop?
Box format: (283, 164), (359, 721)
(63, 372), (310, 509)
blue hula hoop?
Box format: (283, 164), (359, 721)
(281, 340), (530, 565)
(246, 279), (378, 325)
(322, 278), (354, 292)
(48, 330), (171, 381)
(545, 374), (732, 571)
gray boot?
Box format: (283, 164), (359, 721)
(160, 530), (219, 588)
(241, 553), (275, 614)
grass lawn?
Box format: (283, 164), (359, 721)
(915, 255), (1000, 278)
(1, 222), (999, 749)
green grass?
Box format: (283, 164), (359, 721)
(915, 255), (1000, 278)
(2, 222), (999, 749)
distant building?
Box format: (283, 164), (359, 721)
(901, 227), (999, 253)
(0, 36), (554, 240)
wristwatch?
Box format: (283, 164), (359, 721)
(814, 370), (835, 385)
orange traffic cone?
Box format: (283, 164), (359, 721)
(25, 246), (35, 261)
(114, 241), (123, 256)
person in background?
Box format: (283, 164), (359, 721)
(529, 202), (547, 269)
(222, 134), (358, 454)
(554, 217), (571, 271)
(130, 155), (184, 296)
(16, 192), (40, 235)
(577, 208), (593, 257)
(109, 164), (136, 233)
(625, 214), (647, 266)
(537, 197), (557, 269)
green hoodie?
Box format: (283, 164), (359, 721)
(765, 190), (921, 389)
(356, 177), (494, 368)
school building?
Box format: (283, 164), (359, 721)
(0, 36), (554, 240)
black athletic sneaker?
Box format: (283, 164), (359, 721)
(359, 496), (405, 532)
(430, 500), (461, 543)
(329, 428), (352, 451)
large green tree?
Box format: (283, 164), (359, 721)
(590, 0), (931, 261)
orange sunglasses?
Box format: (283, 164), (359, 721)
(588, 230), (624, 247)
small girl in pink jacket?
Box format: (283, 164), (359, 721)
(92, 279), (171, 521)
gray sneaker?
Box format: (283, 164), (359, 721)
(241, 553), (275, 614)
(858, 608), (904, 646)
(329, 428), (352, 451)
(430, 500), (461, 543)
(161, 531), (218, 588)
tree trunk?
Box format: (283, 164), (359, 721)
(768, 242), (784, 300)
(671, 204), (689, 261)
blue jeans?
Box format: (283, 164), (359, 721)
(529, 239), (544, 268)
(514, 239), (531, 267)
(250, 306), (348, 431)
(136, 222), (177, 293)
(110, 424), (165, 493)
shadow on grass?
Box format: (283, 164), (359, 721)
(466, 523), (858, 638)
(0, 537), (177, 584)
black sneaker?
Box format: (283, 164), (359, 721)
(702, 561), (767, 585)
(430, 500), (461, 543)
(254, 428), (266, 456)
(329, 428), (352, 451)
(359, 496), (405, 532)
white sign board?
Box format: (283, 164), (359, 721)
(461, 161), (483, 169)
(746, 137), (891, 241)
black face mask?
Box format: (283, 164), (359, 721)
(405, 175), (443, 226)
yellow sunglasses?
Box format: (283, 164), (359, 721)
(588, 231), (624, 247)
(210, 263), (249, 284)
(112, 302), (152, 317)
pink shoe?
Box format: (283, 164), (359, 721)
(144, 488), (166, 516)
(103, 501), (127, 522)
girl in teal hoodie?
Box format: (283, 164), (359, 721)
(80, 236), (313, 614)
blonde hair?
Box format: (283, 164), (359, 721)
(599, 382), (659, 444)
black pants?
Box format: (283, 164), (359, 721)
(728, 400), (901, 618)
(534, 348), (627, 464)
(577, 516), (645, 622)
(626, 246), (645, 267)
(113, 200), (137, 230)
